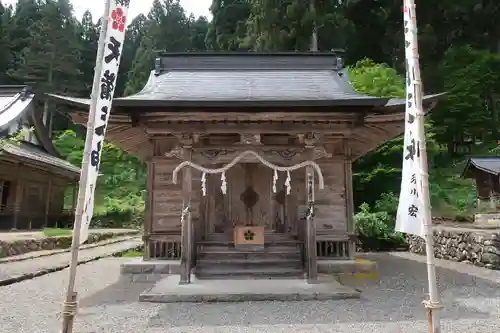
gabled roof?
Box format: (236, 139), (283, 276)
(47, 52), (444, 110)
(462, 156), (500, 177)
(0, 85), (35, 129)
(0, 85), (80, 176)
(1, 142), (80, 174)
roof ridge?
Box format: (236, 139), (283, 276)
(155, 53), (345, 75)
(0, 93), (21, 114)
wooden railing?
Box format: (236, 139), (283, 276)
(316, 232), (357, 259)
(316, 240), (350, 258)
(144, 234), (182, 260)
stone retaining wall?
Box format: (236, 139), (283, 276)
(0, 230), (139, 258)
(407, 229), (500, 269)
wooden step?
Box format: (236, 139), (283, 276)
(194, 266), (304, 280)
(197, 257), (302, 267)
(198, 250), (301, 260)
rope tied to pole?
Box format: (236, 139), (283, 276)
(422, 299), (444, 309)
(61, 300), (78, 317)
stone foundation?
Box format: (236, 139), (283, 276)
(120, 258), (378, 283)
(407, 229), (500, 269)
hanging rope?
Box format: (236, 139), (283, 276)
(172, 150), (325, 194)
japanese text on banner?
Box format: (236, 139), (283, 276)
(395, 4), (425, 237)
(79, 0), (130, 244)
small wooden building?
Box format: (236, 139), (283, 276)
(0, 85), (80, 230)
(463, 156), (500, 201)
(49, 52), (441, 282)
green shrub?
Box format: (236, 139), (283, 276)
(355, 202), (406, 251)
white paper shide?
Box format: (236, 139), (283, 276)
(78, 0), (130, 244)
(395, 5), (425, 237)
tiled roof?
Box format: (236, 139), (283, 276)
(463, 156), (500, 176)
(0, 85), (80, 175)
(0, 85), (34, 129)
(2, 142), (80, 174)
(48, 53), (393, 108)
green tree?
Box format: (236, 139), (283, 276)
(77, 10), (98, 96)
(8, 0), (83, 95)
(124, 0), (195, 95)
(243, 0), (314, 51)
(348, 59), (408, 206)
(117, 13), (147, 96)
(4, 0), (43, 82)
(189, 15), (209, 51)
(206, 0), (250, 50)
(53, 130), (146, 218)
(0, 1), (12, 84)
(432, 45), (500, 154)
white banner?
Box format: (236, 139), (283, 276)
(395, 4), (425, 237)
(79, 0), (130, 244)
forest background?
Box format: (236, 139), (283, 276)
(1, 0), (500, 246)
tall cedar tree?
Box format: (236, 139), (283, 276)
(206, 0), (250, 50)
(77, 10), (99, 97)
(9, 0), (83, 95)
(124, 0), (207, 95)
(0, 1), (12, 84)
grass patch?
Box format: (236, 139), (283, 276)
(121, 249), (144, 257)
(42, 228), (72, 237)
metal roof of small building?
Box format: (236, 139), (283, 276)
(48, 52), (396, 108)
(463, 156), (500, 177)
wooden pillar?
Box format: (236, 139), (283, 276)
(304, 134), (318, 283)
(44, 177), (52, 227)
(343, 140), (356, 259)
(12, 164), (23, 230)
(179, 135), (193, 285)
(143, 160), (154, 260)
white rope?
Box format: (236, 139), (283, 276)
(180, 205), (190, 225)
(285, 171), (292, 195)
(172, 149), (325, 191)
(272, 169), (278, 193)
(201, 172), (207, 196)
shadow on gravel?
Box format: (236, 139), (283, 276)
(78, 277), (154, 307)
(145, 253), (499, 328)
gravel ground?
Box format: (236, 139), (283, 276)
(1, 252), (500, 333)
(0, 238), (141, 282)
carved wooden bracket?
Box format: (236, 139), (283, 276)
(164, 146), (184, 159)
(298, 132), (322, 148)
(174, 132), (201, 148)
(237, 133), (262, 145)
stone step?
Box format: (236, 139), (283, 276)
(194, 266), (304, 280)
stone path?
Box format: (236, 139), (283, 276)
(1, 251), (500, 332)
(0, 235), (138, 264)
(0, 228), (138, 241)
(0, 237), (141, 286)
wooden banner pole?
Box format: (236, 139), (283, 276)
(60, 1), (111, 332)
(403, 0), (443, 332)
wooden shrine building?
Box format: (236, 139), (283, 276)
(0, 85), (80, 230)
(49, 52), (442, 283)
(463, 156), (500, 202)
